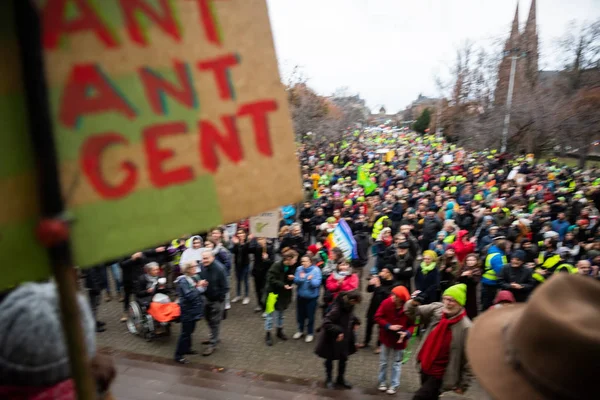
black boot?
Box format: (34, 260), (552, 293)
(265, 332), (273, 346)
(336, 378), (352, 389)
(324, 360), (334, 389)
(336, 359), (351, 389)
(276, 328), (288, 341)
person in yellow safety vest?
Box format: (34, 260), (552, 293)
(169, 237), (188, 266)
(533, 240), (561, 284)
(481, 239), (509, 311)
(372, 215), (390, 240)
(553, 247), (578, 274)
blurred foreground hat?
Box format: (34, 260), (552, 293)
(0, 282), (96, 387)
(467, 274), (600, 400)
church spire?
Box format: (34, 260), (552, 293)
(506, 2), (520, 50)
(525, 0), (536, 35)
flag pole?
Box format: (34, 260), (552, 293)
(13, 1), (96, 398)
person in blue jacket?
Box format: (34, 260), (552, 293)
(481, 239), (510, 311)
(174, 261), (205, 364)
(293, 255), (323, 343)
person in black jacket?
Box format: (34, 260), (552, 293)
(390, 197), (404, 234)
(314, 291), (362, 389)
(497, 250), (535, 302)
(230, 229), (252, 304)
(455, 206), (474, 232)
(352, 216), (371, 290)
(310, 208), (327, 240)
(250, 237), (275, 312)
(419, 210), (442, 251)
(389, 242), (414, 289)
(135, 262), (168, 307)
(197, 251), (229, 356)
(280, 223), (307, 260)
(358, 267), (396, 351)
(174, 262), (205, 364)
(299, 201), (314, 243)
(84, 265), (106, 332)
(119, 246), (166, 322)
(400, 225), (420, 260)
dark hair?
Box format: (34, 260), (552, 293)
(343, 290), (362, 304)
(282, 249), (299, 260)
(337, 258), (349, 268)
(330, 247), (344, 260)
(495, 239), (511, 254)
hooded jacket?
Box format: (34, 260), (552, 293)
(374, 296), (415, 350)
(179, 236), (205, 266)
(482, 244), (506, 286)
(452, 230), (475, 263)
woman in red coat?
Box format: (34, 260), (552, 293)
(325, 259), (359, 300)
(374, 286), (415, 394)
(452, 230), (476, 263)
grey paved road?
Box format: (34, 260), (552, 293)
(96, 269), (484, 398)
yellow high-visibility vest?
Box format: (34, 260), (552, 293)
(372, 216), (389, 240)
(533, 253), (561, 283)
(483, 253), (507, 281)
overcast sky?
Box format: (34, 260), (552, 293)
(266, 0), (600, 113)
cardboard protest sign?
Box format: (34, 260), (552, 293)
(0, 0), (302, 290)
(249, 210), (280, 238)
(0, 4), (53, 288)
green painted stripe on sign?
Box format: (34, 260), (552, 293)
(70, 173), (222, 268)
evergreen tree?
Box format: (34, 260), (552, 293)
(412, 108), (431, 134)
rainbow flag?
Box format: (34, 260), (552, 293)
(325, 219), (357, 259)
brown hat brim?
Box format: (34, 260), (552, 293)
(467, 305), (545, 400)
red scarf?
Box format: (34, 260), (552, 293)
(0, 379), (75, 400)
(418, 310), (466, 372)
(383, 236), (393, 247)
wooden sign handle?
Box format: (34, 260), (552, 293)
(13, 1), (96, 398)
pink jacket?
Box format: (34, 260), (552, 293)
(325, 273), (359, 298)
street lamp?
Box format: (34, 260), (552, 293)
(500, 48), (528, 153)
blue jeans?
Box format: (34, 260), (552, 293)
(378, 345), (403, 388)
(175, 320), (196, 359)
(110, 263), (122, 294)
(236, 265), (250, 297)
(265, 310), (284, 331)
(296, 296), (317, 335)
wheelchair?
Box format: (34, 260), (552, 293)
(126, 300), (177, 341)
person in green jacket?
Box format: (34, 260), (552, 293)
(264, 249), (299, 346)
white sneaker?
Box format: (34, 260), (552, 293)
(386, 387), (397, 395)
(292, 332), (303, 340)
(262, 312), (267, 318)
(242, 297), (250, 305)
(305, 334), (314, 343)
(378, 384), (387, 392)
(231, 296), (241, 303)
(224, 303), (231, 310)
